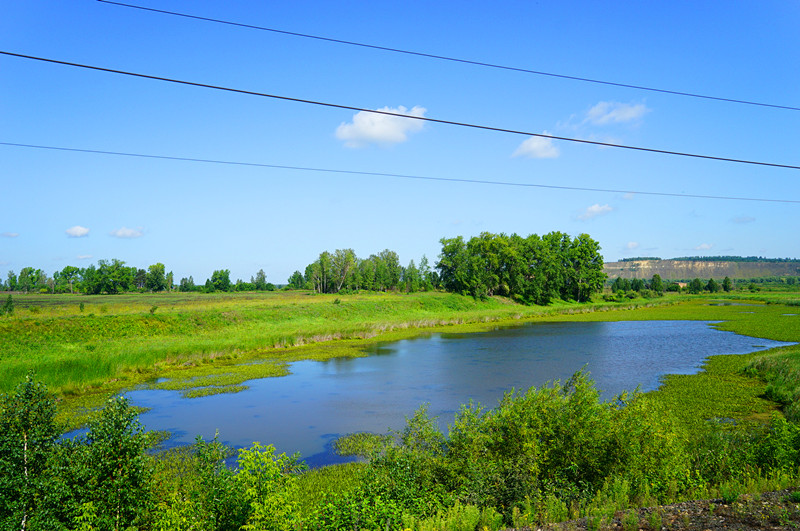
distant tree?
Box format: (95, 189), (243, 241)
(17, 267), (44, 293)
(611, 277), (631, 292)
(630, 278), (646, 292)
(179, 276), (196, 292)
(331, 249), (357, 293)
(252, 269), (268, 291)
(287, 271), (304, 290)
(134, 268), (147, 290)
(58, 266), (80, 294)
(6, 271), (17, 292)
(418, 255), (433, 291)
(650, 274), (664, 294)
(209, 270), (232, 292)
(235, 279), (255, 292)
(145, 263), (167, 292)
(722, 276), (733, 292)
(403, 259), (421, 293)
(788, 276), (797, 286)
(706, 278), (721, 293)
(688, 278), (704, 294)
(166, 271), (174, 291)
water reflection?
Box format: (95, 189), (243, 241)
(128, 320), (794, 466)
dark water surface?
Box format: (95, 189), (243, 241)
(127, 320), (793, 466)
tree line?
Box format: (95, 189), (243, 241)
(290, 248), (436, 294)
(2, 231), (607, 304)
(1, 261), (275, 295)
(436, 232), (605, 303)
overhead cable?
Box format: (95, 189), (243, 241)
(2, 51), (799, 172)
(3, 142), (798, 204)
(96, 0), (800, 113)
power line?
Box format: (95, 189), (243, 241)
(3, 141), (798, 204)
(2, 50), (799, 172)
(96, 0), (800, 113)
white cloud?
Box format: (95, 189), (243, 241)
(585, 101), (650, 126)
(732, 216), (755, 224)
(513, 132), (560, 159)
(625, 241), (640, 250)
(694, 243), (713, 251)
(622, 193), (635, 200)
(336, 105), (426, 147)
(110, 227), (143, 239)
(77, 254), (93, 260)
(66, 225), (90, 238)
(578, 203), (613, 220)
(1, 232), (19, 238)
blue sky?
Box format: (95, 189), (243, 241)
(2, 1), (799, 284)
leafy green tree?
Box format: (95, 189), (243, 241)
(630, 278), (646, 292)
(331, 249), (357, 293)
(209, 270), (232, 292)
(688, 278), (704, 294)
(418, 255), (433, 291)
(237, 443), (305, 530)
(286, 271), (304, 290)
(134, 268), (147, 290)
(252, 269), (268, 291)
(57, 265), (81, 294)
(706, 278), (721, 293)
(0, 374), (60, 530)
(358, 258), (376, 291)
(650, 274), (664, 294)
(565, 234), (606, 302)
(722, 276), (733, 292)
(17, 267), (44, 294)
(145, 263), (167, 292)
(72, 397), (151, 531)
(6, 271), (17, 292)
(179, 276), (197, 292)
(403, 260), (421, 293)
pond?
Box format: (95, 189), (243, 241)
(127, 320), (794, 466)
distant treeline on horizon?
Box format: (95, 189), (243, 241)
(617, 256), (800, 263)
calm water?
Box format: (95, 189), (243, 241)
(127, 320), (793, 466)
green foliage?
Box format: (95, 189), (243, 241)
(0, 295), (12, 316)
(151, 434), (247, 531)
(237, 442), (306, 530)
(71, 396), (151, 530)
(0, 374), (60, 530)
(437, 231), (606, 303)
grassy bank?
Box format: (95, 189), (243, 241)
(0, 290), (674, 421)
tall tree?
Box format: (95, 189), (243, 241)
(0, 375), (60, 530)
(145, 263), (167, 292)
(331, 249), (356, 293)
(252, 269), (268, 291)
(209, 270), (232, 292)
(650, 274), (664, 294)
